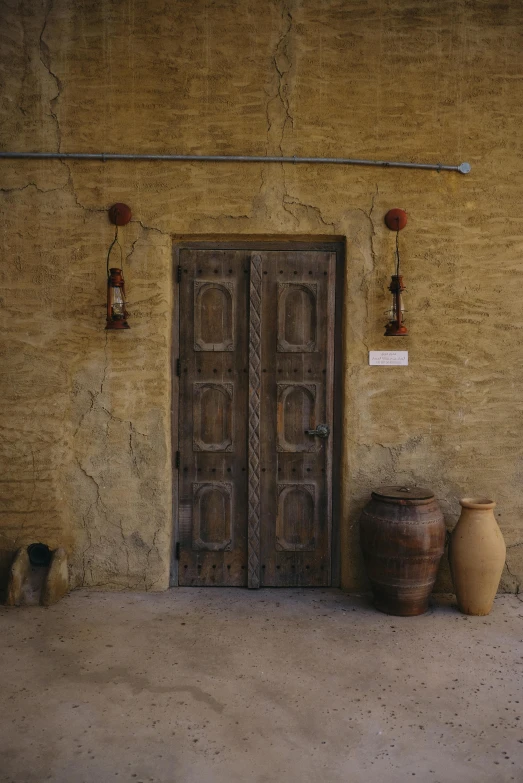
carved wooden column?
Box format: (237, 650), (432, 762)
(247, 254), (262, 588)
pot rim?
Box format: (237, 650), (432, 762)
(459, 497), (496, 510)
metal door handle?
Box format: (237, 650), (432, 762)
(305, 424), (330, 439)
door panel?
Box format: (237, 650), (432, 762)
(259, 251), (335, 586)
(176, 247), (336, 587)
(178, 250), (249, 586)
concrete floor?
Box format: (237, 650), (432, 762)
(1, 590), (522, 783)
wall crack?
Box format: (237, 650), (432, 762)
(282, 195), (336, 230)
(266, 1), (295, 155)
(39, 0), (62, 151)
(0, 183), (64, 195)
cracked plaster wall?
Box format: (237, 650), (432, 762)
(1, 0), (523, 592)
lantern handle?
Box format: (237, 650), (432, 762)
(395, 229), (401, 277)
(106, 225), (124, 277)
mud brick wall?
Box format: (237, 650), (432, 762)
(1, 0), (522, 591)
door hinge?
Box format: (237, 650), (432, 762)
(176, 358), (181, 376)
(175, 541), (180, 560)
(175, 450), (180, 469)
(177, 265), (182, 283)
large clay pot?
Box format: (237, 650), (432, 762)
(359, 486), (445, 616)
(449, 498), (505, 616)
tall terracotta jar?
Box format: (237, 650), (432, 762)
(449, 498), (506, 616)
(359, 486), (445, 616)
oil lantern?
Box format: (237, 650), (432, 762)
(106, 267), (130, 330)
(106, 203), (132, 331)
(384, 208), (408, 337)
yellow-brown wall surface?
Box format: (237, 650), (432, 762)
(1, 0), (522, 592)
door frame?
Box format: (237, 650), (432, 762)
(170, 237), (345, 587)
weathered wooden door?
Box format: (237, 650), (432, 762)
(175, 245), (340, 587)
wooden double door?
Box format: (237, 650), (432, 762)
(174, 243), (342, 587)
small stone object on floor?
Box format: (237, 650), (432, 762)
(5, 547), (30, 606)
(4, 546), (69, 606)
(42, 548), (69, 606)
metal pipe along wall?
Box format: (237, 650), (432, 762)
(0, 151), (471, 173)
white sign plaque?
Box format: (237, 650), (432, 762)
(369, 351), (408, 366)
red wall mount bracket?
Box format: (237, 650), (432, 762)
(384, 208), (407, 231)
(108, 203), (132, 226)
